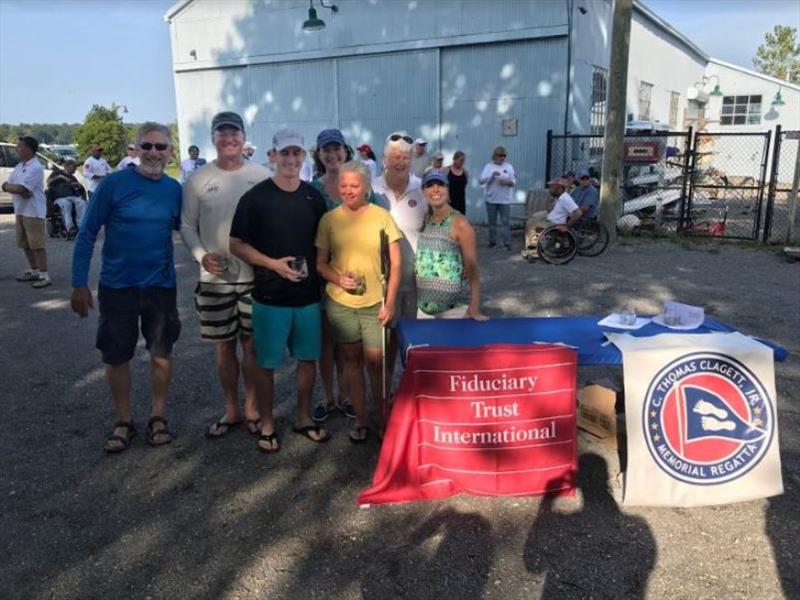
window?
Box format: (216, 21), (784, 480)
(669, 92), (680, 129)
(589, 66), (607, 156)
(638, 81), (653, 120)
(2, 145), (20, 168)
(720, 95), (761, 125)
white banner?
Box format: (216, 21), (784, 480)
(608, 332), (783, 507)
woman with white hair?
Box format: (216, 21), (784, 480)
(315, 161), (403, 443)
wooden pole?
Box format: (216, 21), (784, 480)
(598, 0), (634, 242)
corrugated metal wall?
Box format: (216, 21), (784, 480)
(441, 38), (567, 220)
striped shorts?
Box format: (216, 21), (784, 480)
(194, 282), (254, 341)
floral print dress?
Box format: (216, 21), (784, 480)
(415, 210), (469, 315)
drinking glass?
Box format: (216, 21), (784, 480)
(290, 257), (308, 280)
(620, 304), (637, 326)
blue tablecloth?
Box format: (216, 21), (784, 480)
(397, 316), (788, 366)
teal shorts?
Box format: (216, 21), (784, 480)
(251, 300), (322, 369)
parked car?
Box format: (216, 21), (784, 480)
(0, 142), (84, 213)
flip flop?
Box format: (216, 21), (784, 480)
(146, 416), (174, 447)
(292, 424), (331, 443)
(257, 432), (280, 454)
(205, 418), (243, 439)
(104, 421), (136, 454)
(348, 425), (369, 444)
(246, 418), (261, 436)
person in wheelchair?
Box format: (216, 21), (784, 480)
(571, 169), (599, 223)
(523, 177), (581, 260)
(47, 157), (87, 238)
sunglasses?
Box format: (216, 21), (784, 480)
(495, 153), (507, 158)
(389, 134), (413, 144)
(139, 143), (169, 151)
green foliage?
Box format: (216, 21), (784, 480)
(753, 25), (800, 84)
(0, 122), (79, 144)
(74, 105), (128, 165)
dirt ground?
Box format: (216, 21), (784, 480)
(1, 214), (798, 599)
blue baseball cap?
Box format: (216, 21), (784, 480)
(422, 170), (448, 187)
(578, 169), (590, 179)
(316, 128), (346, 149)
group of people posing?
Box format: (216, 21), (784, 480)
(66, 113), (488, 454)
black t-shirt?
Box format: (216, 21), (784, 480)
(230, 179), (327, 307)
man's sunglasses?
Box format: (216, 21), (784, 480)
(388, 134), (413, 144)
(139, 143), (169, 151)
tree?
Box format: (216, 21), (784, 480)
(74, 105), (128, 165)
(753, 25), (800, 84)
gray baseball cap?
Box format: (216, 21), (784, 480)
(211, 111), (244, 133)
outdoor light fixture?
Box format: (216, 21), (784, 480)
(771, 89), (786, 106)
(302, 0), (338, 32)
(709, 83), (723, 97)
(694, 75), (723, 98)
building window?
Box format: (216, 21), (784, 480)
(669, 92), (680, 129)
(589, 66), (607, 156)
(686, 99), (705, 123)
(638, 81), (653, 120)
(720, 95), (762, 125)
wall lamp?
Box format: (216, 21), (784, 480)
(303, 0), (338, 32)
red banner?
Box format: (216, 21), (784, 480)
(358, 344), (578, 505)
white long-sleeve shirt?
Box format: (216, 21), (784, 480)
(479, 161), (516, 204)
(83, 155), (111, 193)
(180, 160), (270, 284)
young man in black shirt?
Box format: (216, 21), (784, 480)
(230, 129), (330, 452)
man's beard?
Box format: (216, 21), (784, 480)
(139, 156), (167, 176)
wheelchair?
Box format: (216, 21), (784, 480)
(46, 191), (76, 240)
(535, 220), (610, 265)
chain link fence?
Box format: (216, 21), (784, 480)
(765, 128), (800, 243)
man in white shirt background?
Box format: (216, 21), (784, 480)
(116, 144), (140, 170)
(478, 146), (516, 250)
(410, 138), (431, 178)
(372, 131), (427, 387)
(180, 145), (207, 183)
(523, 177), (581, 260)
(181, 111), (269, 439)
(82, 144), (111, 200)
(1, 136), (51, 287)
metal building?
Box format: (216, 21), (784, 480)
(164, 0), (799, 221)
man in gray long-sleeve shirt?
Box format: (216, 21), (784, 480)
(180, 111), (270, 439)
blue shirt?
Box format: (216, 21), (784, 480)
(72, 169), (182, 288)
(572, 185), (600, 220)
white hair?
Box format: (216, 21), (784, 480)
(383, 136), (412, 158)
(340, 160), (372, 196)
(135, 122), (172, 146)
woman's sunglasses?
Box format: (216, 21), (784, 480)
(388, 134), (413, 144)
(139, 142), (169, 151)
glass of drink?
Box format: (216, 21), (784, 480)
(290, 257), (308, 280)
(345, 270), (366, 295)
(218, 255), (229, 272)
(620, 304), (636, 326)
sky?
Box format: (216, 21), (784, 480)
(0, 0), (798, 125)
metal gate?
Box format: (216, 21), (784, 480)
(764, 126), (800, 243)
(686, 131), (771, 240)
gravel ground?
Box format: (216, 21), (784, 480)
(1, 214), (798, 600)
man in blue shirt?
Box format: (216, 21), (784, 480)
(571, 170), (600, 221)
(71, 122), (183, 454)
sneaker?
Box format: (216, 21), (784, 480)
(31, 278), (52, 289)
(340, 401), (357, 420)
(311, 402), (330, 423)
(16, 271), (38, 282)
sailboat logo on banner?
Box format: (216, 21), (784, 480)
(642, 352), (774, 485)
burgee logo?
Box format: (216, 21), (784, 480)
(642, 352), (773, 485)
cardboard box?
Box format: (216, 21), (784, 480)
(577, 384), (624, 444)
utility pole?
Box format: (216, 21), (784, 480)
(598, 0), (634, 242)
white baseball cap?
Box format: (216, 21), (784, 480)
(243, 141), (257, 150)
(414, 138), (427, 145)
(272, 129), (305, 152)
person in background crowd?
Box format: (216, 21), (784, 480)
(372, 132), (427, 392)
(230, 129), (330, 453)
(479, 146), (516, 250)
(301, 147), (314, 182)
(116, 144), (140, 170)
(316, 161), (402, 443)
(3, 136), (50, 287)
(571, 169), (600, 222)
(309, 129), (380, 423)
(181, 111), (269, 440)
(561, 170), (576, 192)
(523, 178), (582, 261)
(444, 150), (469, 215)
(47, 157), (87, 237)
(357, 143), (379, 180)
(416, 170), (486, 320)
(411, 138), (431, 177)
(71, 122), (182, 453)
(243, 141), (256, 161)
(428, 152), (444, 172)
(180, 145), (207, 183)
(82, 144), (110, 200)
(264, 147), (277, 177)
